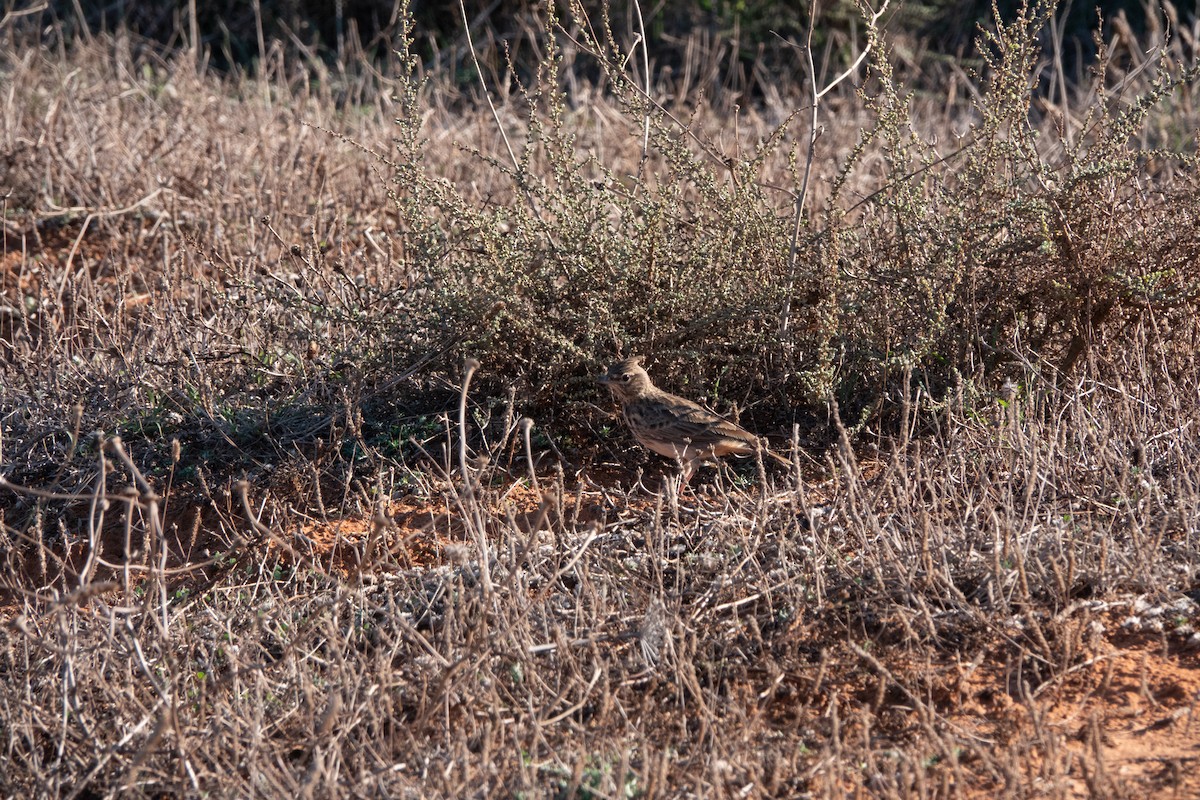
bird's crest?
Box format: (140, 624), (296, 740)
(609, 355), (643, 373)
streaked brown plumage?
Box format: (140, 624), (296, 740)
(598, 356), (789, 484)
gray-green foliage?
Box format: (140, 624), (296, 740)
(821, 0), (1200, 402)
(385, 0), (1199, 428)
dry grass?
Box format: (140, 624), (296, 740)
(2, 1), (1200, 797)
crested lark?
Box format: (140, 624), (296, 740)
(599, 356), (789, 484)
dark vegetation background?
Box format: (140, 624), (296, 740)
(25, 0), (1188, 89)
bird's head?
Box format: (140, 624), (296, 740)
(598, 356), (655, 400)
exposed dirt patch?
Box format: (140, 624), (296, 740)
(1040, 631), (1200, 798)
(924, 609), (1200, 799)
(290, 477), (640, 574)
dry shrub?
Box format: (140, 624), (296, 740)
(825, 0), (1200, 409)
(370, 0), (1200, 429)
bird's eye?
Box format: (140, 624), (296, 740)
(620, 373), (632, 382)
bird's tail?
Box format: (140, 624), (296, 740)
(754, 441), (796, 468)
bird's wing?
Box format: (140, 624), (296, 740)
(661, 395), (759, 446)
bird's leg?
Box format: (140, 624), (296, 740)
(679, 460), (697, 492)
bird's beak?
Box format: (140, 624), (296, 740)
(597, 373), (611, 385)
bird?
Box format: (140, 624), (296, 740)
(598, 355), (790, 485)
